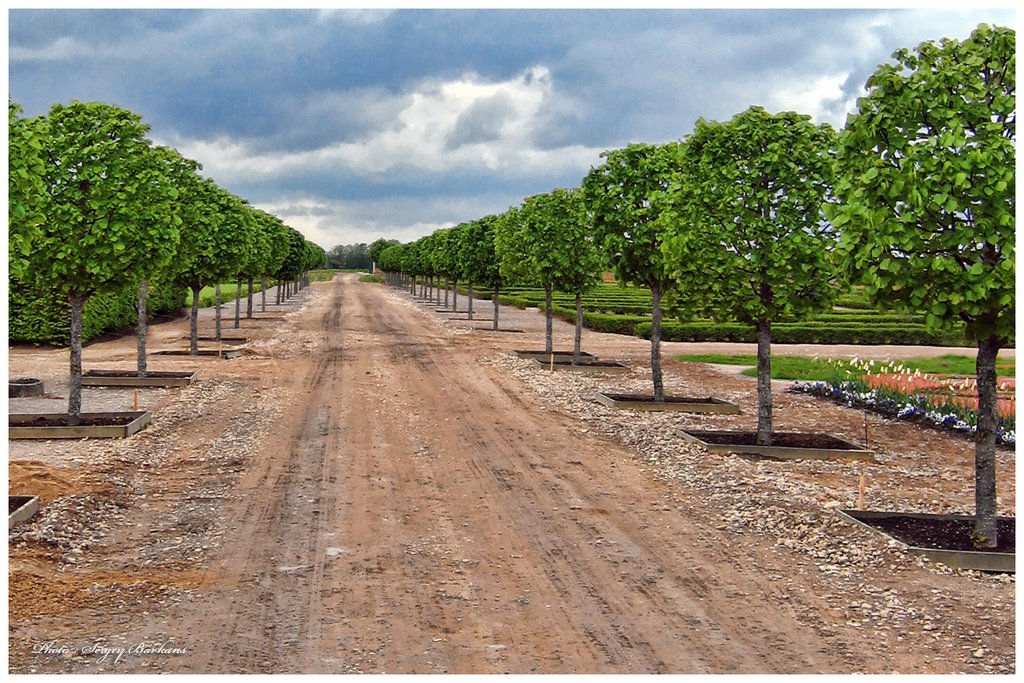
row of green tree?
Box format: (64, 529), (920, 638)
(9, 99), (327, 424)
(325, 239), (400, 270)
(371, 25), (1014, 548)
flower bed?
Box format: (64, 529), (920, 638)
(791, 359), (1015, 447)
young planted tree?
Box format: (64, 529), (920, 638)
(401, 239), (424, 298)
(377, 242), (406, 287)
(173, 180), (256, 352)
(210, 192), (256, 341)
(498, 191), (602, 361)
(8, 101), (48, 281)
(369, 237), (398, 274)
(274, 227), (307, 303)
(457, 215), (503, 329)
(430, 227), (458, 309)
(828, 24), (1015, 548)
(661, 106), (838, 444)
(134, 145), (198, 375)
(582, 143), (680, 399)
(26, 101), (180, 423)
(245, 209), (286, 315)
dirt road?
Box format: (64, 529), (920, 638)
(8, 274), (1015, 674)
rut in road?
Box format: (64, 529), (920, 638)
(162, 276), (861, 674)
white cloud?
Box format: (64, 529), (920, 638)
(9, 36), (96, 62)
(767, 73), (853, 127)
(315, 8), (395, 26)
(160, 65), (604, 186)
(256, 192), (525, 248)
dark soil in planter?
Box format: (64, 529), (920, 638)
(84, 370), (194, 378)
(543, 360), (627, 369)
(602, 393), (723, 405)
(10, 413), (141, 428)
(859, 513), (1015, 554)
(689, 430), (859, 450)
(515, 350), (597, 363)
(9, 496), (36, 515)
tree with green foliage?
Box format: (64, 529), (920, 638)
(582, 143), (680, 398)
(209, 191), (256, 341)
(430, 228), (460, 309)
(134, 145), (198, 375)
(377, 242), (406, 287)
(275, 227), (307, 303)
(661, 106), (838, 444)
(173, 180), (256, 350)
(456, 215), (504, 329)
(369, 237), (399, 272)
(828, 24), (1015, 548)
(246, 209), (290, 316)
(8, 101), (48, 281)
(400, 238), (424, 298)
(497, 190), (602, 362)
(26, 101), (180, 423)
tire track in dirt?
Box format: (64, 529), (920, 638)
(298, 278), (862, 674)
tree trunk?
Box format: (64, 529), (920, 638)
(544, 283), (553, 354)
(755, 319), (773, 445)
(247, 276), (254, 318)
(276, 281), (282, 305)
(190, 285), (201, 355)
(215, 283), (222, 342)
(974, 335), (1001, 548)
(573, 292), (583, 365)
(411, 275), (416, 296)
(452, 279), (458, 311)
(261, 276), (267, 312)
(136, 280), (148, 377)
(234, 276), (241, 329)
(467, 283), (474, 320)
(444, 277), (449, 309)
(493, 285), (500, 331)
(651, 282), (664, 402)
(67, 293), (86, 426)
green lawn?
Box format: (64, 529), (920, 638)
(185, 282), (271, 307)
(675, 353), (1015, 380)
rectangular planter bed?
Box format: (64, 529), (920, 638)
(448, 316), (493, 322)
(596, 393), (739, 413)
(193, 335), (248, 345)
(474, 326), (525, 333)
(82, 370), (197, 387)
(9, 411), (153, 440)
(9, 495), (39, 529)
(678, 430), (875, 462)
(154, 349), (242, 359)
(836, 509), (1014, 573)
(536, 359), (631, 374)
(514, 350), (597, 364)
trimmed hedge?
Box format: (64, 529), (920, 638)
(635, 321), (969, 346)
(9, 274), (187, 346)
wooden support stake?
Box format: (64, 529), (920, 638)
(857, 465), (867, 510)
(550, 353), (554, 371)
(133, 389), (139, 412)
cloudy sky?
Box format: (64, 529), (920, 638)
(6, 4), (1016, 250)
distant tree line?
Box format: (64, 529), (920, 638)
(325, 238), (399, 270)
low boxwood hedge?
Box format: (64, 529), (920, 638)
(635, 321), (969, 346)
(9, 274), (188, 346)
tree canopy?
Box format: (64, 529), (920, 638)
(662, 106), (838, 442)
(828, 23), (1015, 547)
